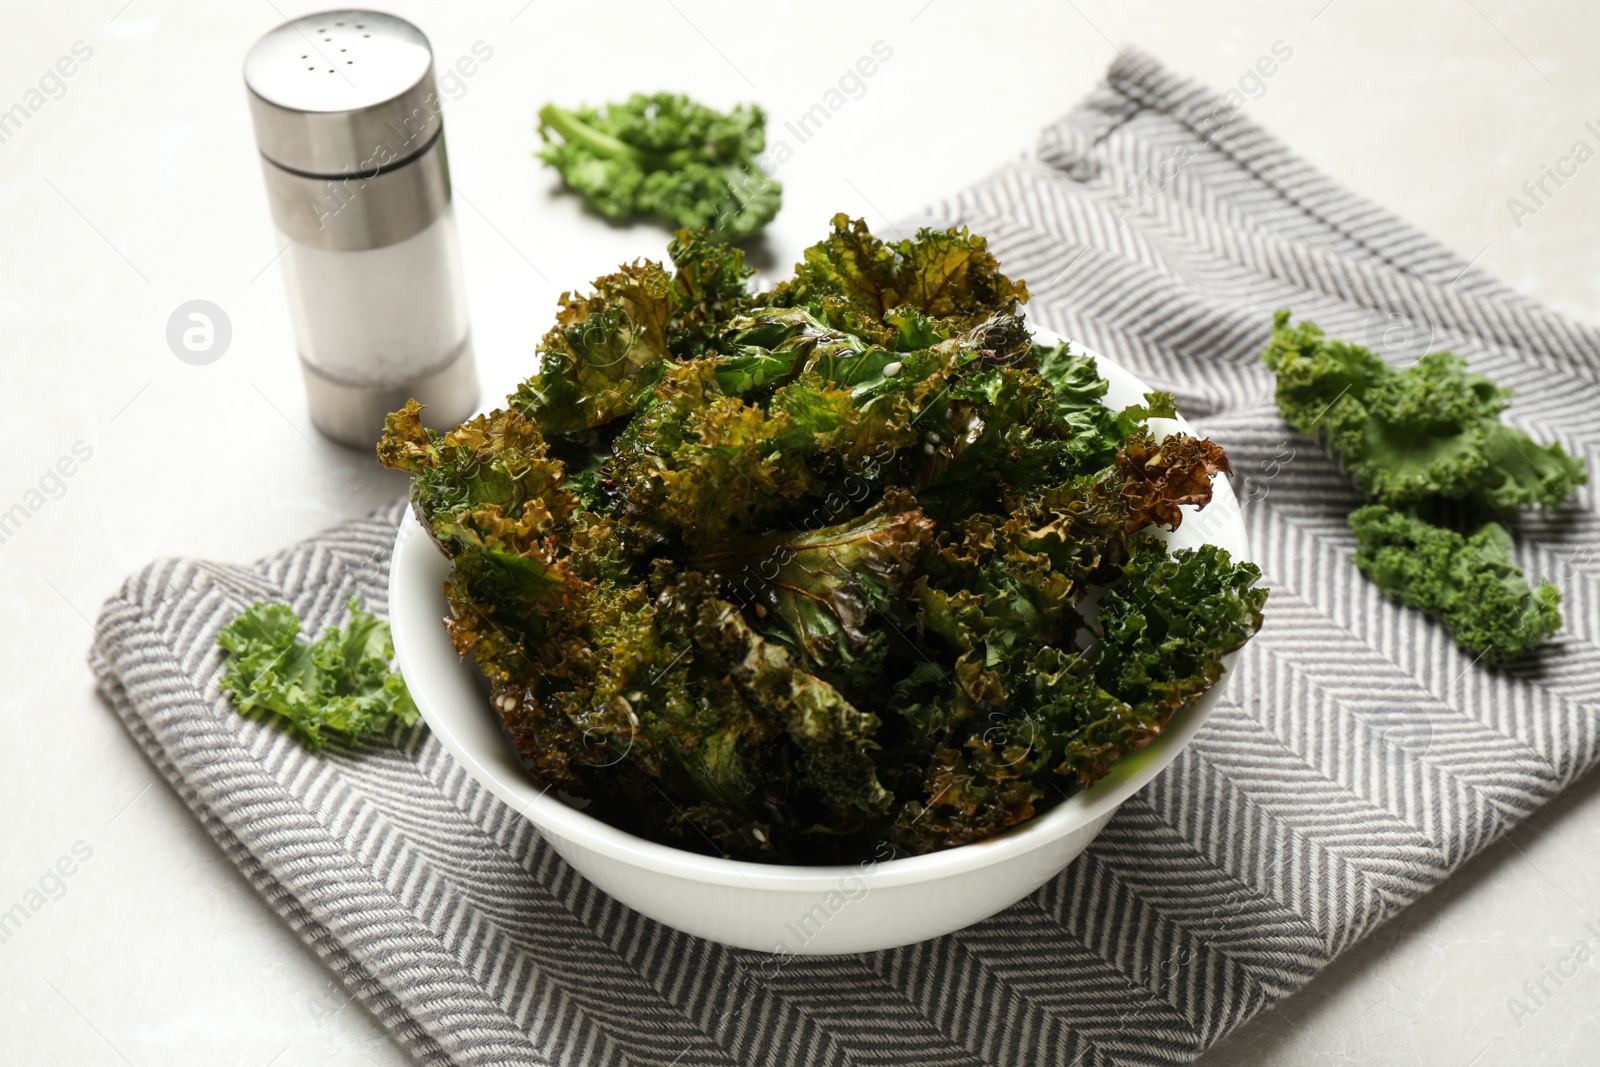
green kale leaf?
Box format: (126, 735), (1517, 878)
(1349, 504), (1561, 664)
(216, 599), (418, 749)
(537, 93), (781, 242)
(1262, 311), (1585, 513)
(1262, 311), (1581, 664)
(665, 227), (758, 359)
(1033, 339), (1182, 481)
(1091, 538), (1267, 744)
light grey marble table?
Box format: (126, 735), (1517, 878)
(2, 2), (1595, 1064)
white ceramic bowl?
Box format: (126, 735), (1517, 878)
(388, 339), (1251, 954)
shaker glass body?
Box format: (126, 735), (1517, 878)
(244, 11), (478, 446)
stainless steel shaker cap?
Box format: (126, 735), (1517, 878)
(244, 9), (442, 177)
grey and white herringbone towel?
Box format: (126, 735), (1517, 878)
(91, 50), (1600, 1067)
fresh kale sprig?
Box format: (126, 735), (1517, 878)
(537, 93), (781, 242)
(1262, 311), (1584, 512)
(1349, 506), (1561, 664)
(216, 598), (417, 749)
(1262, 311), (1585, 663)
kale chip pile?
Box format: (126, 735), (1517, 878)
(380, 215), (1267, 863)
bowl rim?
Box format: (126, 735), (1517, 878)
(389, 337), (1250, 891)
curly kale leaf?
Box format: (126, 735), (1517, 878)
(911, 514), (1080, 705)
(892, 536), (1266, 853)
(1033, 338), (1183, 480)
(719, 306), (892, 395)
(521, 567), (895, 858)
(1349, 505), (1561, 664)
(217, 598), (417, 749)
(1113, 431), (1234, 533)
(1000, 429), (1232, 598)
(1005, 647), (1146, 788)
(770, 213), (1030, 348)
(702, 309), (1106, 521)
(378, 400), (596, 679)
(1262, 311), (1586, 512)
(926, 535), (1264, 789)
(510, 236), (758, 438)
(901, 447), (1251, 738)
(899, 423), (1236, 721)
(1035, 339), (1106, 410)
(537, 94), (780, 242)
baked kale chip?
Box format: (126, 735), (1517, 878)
(380, 219), (1265, 862)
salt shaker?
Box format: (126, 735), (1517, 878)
(244, 9), (477, 448)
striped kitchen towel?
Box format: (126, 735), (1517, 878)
(90, 49), (1599, 1067)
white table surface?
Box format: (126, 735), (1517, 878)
(3, 1), (1597, 1064)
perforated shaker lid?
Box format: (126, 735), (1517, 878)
(244, 10), (441, 177)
